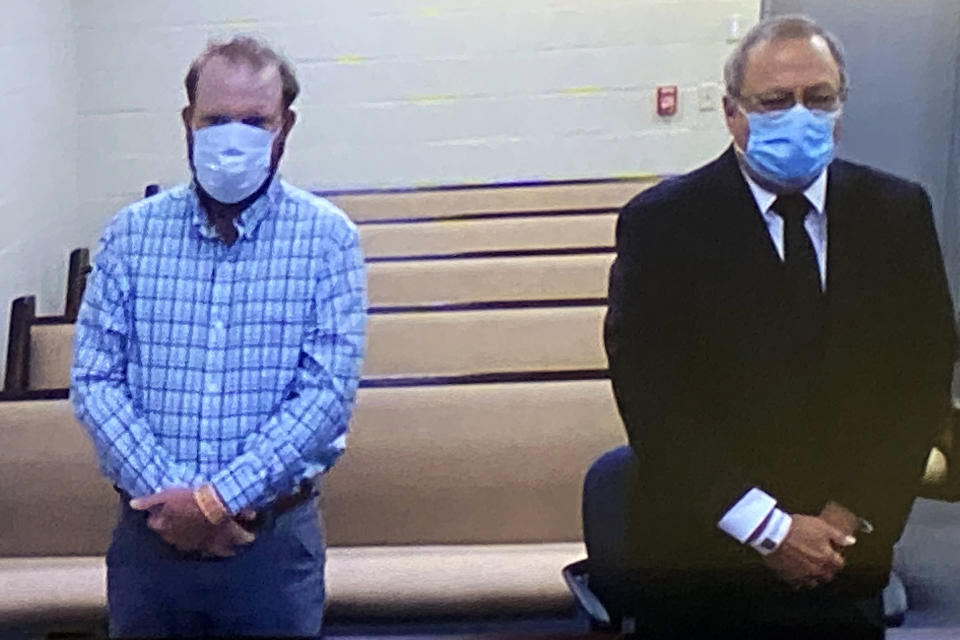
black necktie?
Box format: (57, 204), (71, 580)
(772, 194), (821, 303)
(771, 194), (825, 416)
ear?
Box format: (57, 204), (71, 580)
(183, 106), (196, 172)
(722, 95), (740, 133)
(722, 95), (737, 119)
(281, 108), (297, 138)
(271, 109), (297, 167)
(723, 95), (749, 151)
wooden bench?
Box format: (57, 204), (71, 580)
(326, 179), (644, 222)
(0, 379), (626, 626)
(358, 213), (616, 260)
(4, 180), (639, 394)
(17, 305), (608, 390)
(3, 249), (88, 394)
(367, 254), (613, 307)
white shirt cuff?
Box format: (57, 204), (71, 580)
(750, 508), (792, 555)
(717, 487), (777, 543)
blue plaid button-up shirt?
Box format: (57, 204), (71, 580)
(71, 177), (367, 513)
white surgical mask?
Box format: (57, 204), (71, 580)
(192, 122), (276, 204)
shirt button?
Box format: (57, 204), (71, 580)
(206, 382), (219, 393)
(212, 320), (225, 331)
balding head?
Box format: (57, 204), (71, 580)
(185, 36), (300, 110)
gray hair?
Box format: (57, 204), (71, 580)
(723, 14), (848, 99)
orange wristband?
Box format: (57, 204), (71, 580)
(194, 484), (229, 525)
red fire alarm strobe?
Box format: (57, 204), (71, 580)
(657, 85), (678, 117)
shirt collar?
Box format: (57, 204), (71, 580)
(189, 174), (285, 241)
(740, 165), (828, 218)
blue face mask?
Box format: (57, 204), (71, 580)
(192, 122), (276, 204)
(741, 104), (839, 190)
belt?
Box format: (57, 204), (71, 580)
(239, 483), (317, 533)
(115, 483), (317, 533)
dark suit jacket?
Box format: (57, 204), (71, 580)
(605, 146), (957, 595)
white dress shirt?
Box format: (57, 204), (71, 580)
(744, 167), (829, 289)
(716, 166), (829, 554)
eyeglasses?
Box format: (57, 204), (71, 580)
(736, 88), (845, 114)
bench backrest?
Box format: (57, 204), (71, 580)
(327, 179), (650, 223)
(13, 180), (650, 393)
(0, 384), (625, 555)
(27, 304), (608, 389)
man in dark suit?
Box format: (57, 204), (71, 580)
(604, 14), (957, 639)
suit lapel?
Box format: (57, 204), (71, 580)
(704, 146), (784, 284)
(818, 159), (877, 391)
(823, 160), (865, 303)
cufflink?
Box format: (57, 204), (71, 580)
(754, 536), (780, 556)
(749, 510), (792, 556)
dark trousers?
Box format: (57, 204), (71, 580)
(106, 498), (325, 638)
(627, 566), (886, 639)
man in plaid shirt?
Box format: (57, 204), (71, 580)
(71, 36), (366, 637)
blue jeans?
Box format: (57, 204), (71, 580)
(106, 497), (325, 638)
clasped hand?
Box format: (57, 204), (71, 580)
(762, 501), (859, 590)
(130, 487), (256, 558)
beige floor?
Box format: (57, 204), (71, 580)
(889, 631), (960, 639)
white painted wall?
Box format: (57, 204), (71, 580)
(0, 1), (78, 380)
(3, 0), (760, 380)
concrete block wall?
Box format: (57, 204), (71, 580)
(0, 1), (78, 381)
(73, 0), (759, 248)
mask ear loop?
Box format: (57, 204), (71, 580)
(732, 100), (752, 156)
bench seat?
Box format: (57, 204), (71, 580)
(0, 542), (584, 627)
